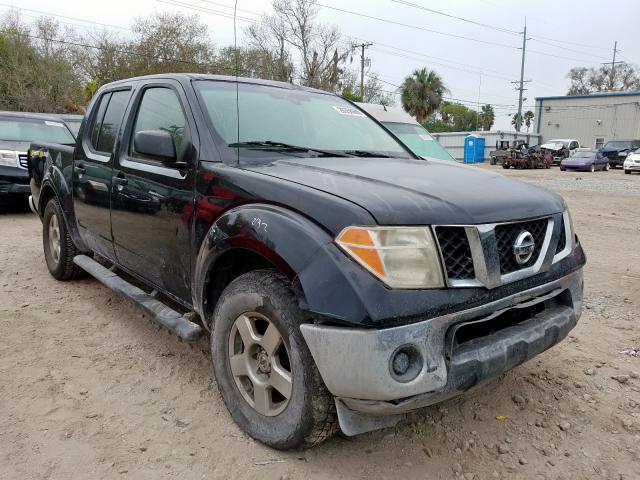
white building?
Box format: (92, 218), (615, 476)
(430, 131), (540, 162)
(534, 91), (640, 149)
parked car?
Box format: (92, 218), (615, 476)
(540, 139), (580, 165)
(599, 139), (640, 169)
(623, 148), (640, 174)
(56, 114), (83, 137)
(560, 150), (609, 172)
(29, 74), (585, 450)
(356, 102), (456, 161)
(0, 111), (75, 206)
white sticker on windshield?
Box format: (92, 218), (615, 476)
(332, 106), (366, 117)
(419, 134), (434, 141)
(45, 121), (65, 128)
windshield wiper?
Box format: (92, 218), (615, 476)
(228, 141), (347, 157)
(340, 150), (392, 158)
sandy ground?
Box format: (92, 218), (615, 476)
(1, 166), (639, 480)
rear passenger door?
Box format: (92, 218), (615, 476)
(110, 81), (198, 303)
(73, 88), (131, 260)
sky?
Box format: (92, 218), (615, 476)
(4, 0), (639, 130)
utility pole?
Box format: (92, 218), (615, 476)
(511, 22), (531, 132)
(352, 42), (373, 99)
(602, 41), (624, 90)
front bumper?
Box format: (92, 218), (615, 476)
(624, 162), (640, 171)
(301, 268), (583, 434)
(0, 165), (30, 196)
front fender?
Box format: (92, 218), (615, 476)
(193, 204), (336, 322)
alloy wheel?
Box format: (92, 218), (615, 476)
(228, 312), (292, 416)
(48, 213), (61, 264)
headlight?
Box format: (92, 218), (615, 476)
(336, 226), (444, 288)
(0, 149), (17, 167)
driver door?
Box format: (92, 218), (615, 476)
(110, 81), (198, 302)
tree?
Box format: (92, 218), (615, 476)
(400, 68), (448, 123)
(511, 113), (521, 129)
(523, 110), (534, 132)
(423, 101), (477, 132)
(478, 104), (495, 131)
(216, 46), (294, 80)
(0, 12), (84, 113)
(246, 0), (347, 90)
(339, 70), (394, 105)
(567, 64), (640, 95)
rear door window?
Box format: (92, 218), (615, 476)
(96, 90), (131, 154)
(89, 93), (110, 150)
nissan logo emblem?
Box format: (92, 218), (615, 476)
(513, 231), (535, 265)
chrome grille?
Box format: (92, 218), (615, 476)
(555, 217), (566, 254)
(18, 154), (28, 168)
(495, 219), (548, 274)
(435, 226), (475, 280)
(434, 213), (567, 289)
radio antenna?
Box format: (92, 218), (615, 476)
(233, 0), (240, 164)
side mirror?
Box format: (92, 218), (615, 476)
(134, 130), (176, 161)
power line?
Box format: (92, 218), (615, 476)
(316, 3), (520, 50)
(391, 0), (521, 36)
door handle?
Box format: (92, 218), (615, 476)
(74, 164), (86, 175)
(113, 174), (128, 191)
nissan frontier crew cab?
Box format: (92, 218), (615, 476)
(28, 74), (586, 450)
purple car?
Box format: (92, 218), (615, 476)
(560, 151), (609, 172)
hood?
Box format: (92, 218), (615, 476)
(244, 157), (565, 225)
(540, 142), (564, 151)
(0, 141), (31, 153)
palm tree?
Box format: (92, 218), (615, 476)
(523, 110), (535, 132)
(400, 68), (449, 123)
(478, 104), (495, 131)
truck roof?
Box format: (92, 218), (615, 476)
(104, 73), (333, 95)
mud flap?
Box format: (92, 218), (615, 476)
(335, 398), (405, 436)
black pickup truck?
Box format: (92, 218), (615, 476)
(29, 74), (586, 450)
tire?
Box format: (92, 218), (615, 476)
(625, 169), (631, 174)
(560, 167), (565, 171)
(604, 163), (610, 171)
(610, 164), (616, 169)
(502, 163), (510, 169)
(589, 164), (595, 172)
(210, 269), (337, 450)
(42, 198), (84, 280)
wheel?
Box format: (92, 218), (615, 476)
(610, 164), (616, 169)
(589, 164), (595, 172)
(42, 198), (84, 280)
(210, 269), (337, 450)
(625, 169), (631, 174)
(604, 163), (609, 171)
(502, 163), (510, 169)
(560, 167), (565, 171)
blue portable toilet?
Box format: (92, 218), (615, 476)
(464, 135), (485, 163)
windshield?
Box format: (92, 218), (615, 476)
(195, 81), (411, 162)
(603, 141), (632, 149)
(0, 117), (75, 144)
(382, 122), (455, 161)
(548, 140), (569, 147)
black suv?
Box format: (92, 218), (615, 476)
(0, 112), (75, 206)
(29, 74), (586, 449)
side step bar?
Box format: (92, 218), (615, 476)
(73, 255), (203, 342)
